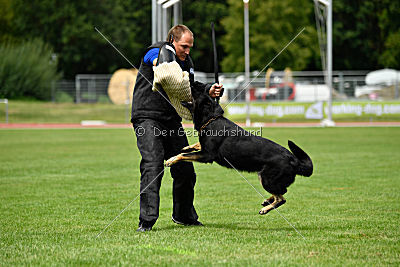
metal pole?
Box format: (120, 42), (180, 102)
(173, 1), (180, 25)
(157, 0), (170, 41)
(5, 99), (8, 124)
(152, 0), (157, 43)
(339, 72), (344, 95)
(162, 7), (168, 40)
(244, 0), (250, 127)
(326, 0), (333, 122)
(178, 1), (182, 24)
(75, 75), (80, 104)
(157, 3), (162, 41)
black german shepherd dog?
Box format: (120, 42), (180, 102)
(165, 93), (313, 215)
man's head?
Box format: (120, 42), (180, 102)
(167, 25), (194, 61)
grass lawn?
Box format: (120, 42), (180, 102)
(0, 127), (399, 265)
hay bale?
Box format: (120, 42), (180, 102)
(108, 69), (138, 104)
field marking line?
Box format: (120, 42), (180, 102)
(96, 166), (165, 238)
(223, 157), (306, 240)
(94, 27), (175, 110)
(224, 27), (306, 108)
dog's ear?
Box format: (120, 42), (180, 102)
(181, 101), (194, 113)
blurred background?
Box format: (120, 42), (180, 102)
(0, 0), (399, 124)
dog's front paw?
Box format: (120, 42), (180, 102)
(165, 158), (174, 167)
(165, 156), (178, 167)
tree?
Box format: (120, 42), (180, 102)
(220, 0), (320, 72)
(182, 0), (229, 73)
(10, 0), (151, 78)
(7, 0), (230, 77)
(0, 40), (60, 100)
(377, 1), (400, 68)
(333, 0), (400, 70)
(0, 0), (15, 43)
(5, 0), (398, 81)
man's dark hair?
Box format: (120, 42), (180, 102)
(167, 24), (193, 42)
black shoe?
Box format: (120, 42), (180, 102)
(136, 225), (152, 232)
(190, 220), (204, 226)
(172, 216), (204, 226)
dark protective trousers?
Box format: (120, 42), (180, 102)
(133, 119), (198, 227)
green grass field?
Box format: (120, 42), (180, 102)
(1, 127), (399, 265)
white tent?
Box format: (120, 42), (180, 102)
(366, 69), (400, 86)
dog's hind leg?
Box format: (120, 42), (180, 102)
(258, 173), (276, 207)
(257, 166), (290, 215)
(259, 195), (286, 215)
(261, 196), (275, 207)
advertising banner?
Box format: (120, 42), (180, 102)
(225, 102), (400, 120)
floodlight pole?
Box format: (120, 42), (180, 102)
(172, 1), (182, 26)
(326, 0), (333, 123)
(318, 0), (334, 126)
(154, 0), (181, 42)
(162, 7), (168, 39)
(157, 2), (163, 41)
(244, 0), (251, 127)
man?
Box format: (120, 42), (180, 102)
(131, 25), (223, 232)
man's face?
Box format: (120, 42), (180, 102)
(173, 32), (193, 61)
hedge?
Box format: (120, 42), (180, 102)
(0, 39), (61, 100)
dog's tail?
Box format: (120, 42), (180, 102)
(288, 140), (313, 177)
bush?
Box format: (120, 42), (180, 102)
(55, 91), (74, 103)
(0, 39), (61, 100)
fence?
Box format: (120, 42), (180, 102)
(51, 71), (399, 104)
(198, 70), (374, 102)
(75, 74), (112, 104)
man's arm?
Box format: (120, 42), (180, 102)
(143, 48), (159, 66)
(144, 44), (177, 66)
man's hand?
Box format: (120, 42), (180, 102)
(209, 83), (224, 98)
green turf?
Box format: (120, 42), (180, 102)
(1, 127), (399, 265)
